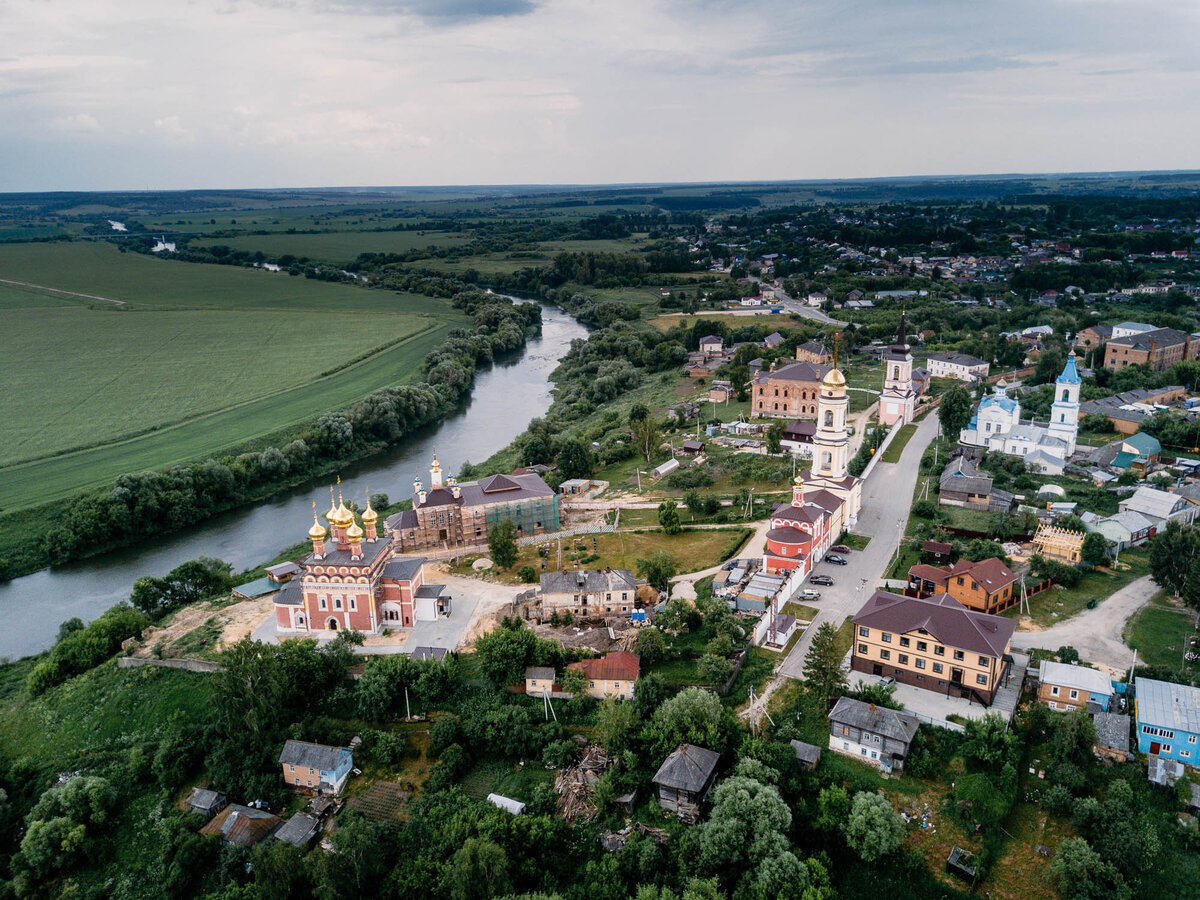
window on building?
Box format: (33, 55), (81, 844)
(978, 655), (989, 666)
(349, 597), (357, 611)
(334, 598), (343, 610)
(881, 632), (892, 643)
(842, 726), (849, 736)
(318, 597), (327, 610)
(916, 658), (926, 669)
(956, 576), (964, 586)
(934, 645), (944, 656)
(933, 663), (943, 674)
(859, 626), (869, 637)
(953, 650), (964, 661)
(858, 644), (868, 654)
(1051, 686), (1060, 696)
(898, 654), (909, 665)
(917, 641), (927, 652)
(1069, 690), (1078, 700)
(899, 637), (910, 647)
(1189, 736), (1197, 744)
(976, 674), (988, 685)
(880, 650), (890, 660)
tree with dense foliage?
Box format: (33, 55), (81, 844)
(684, 489), (704, 519)
(631, 416), (662, 464)
(488, 519), (519, 569)
(651, 686), (726, 751)
(595, 697), (640, 755)
(1050, 837), (1131, 900)
(843, 791), (905, 862)
(14, 776), (117, 884)
(765, 422), (784, 455)
(1149, 520), (1200, 603)
(938, 384), (973, 438)
(474, 617), (563, 687)
(130, 556), (234, 618)
(800, 622), (847, 708)
(636, 551), (678, 593)
(634, 626), (668, 663)
(658, 500), (682, 535)
(687, 760), (812, 900)
(556, 438), (595, 479)
(1080, 531), (1109, 566)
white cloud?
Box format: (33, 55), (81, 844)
(0, 0), (1197, 189)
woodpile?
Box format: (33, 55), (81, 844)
(554, 744), (612, 824)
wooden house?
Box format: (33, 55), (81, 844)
(828, 696), (920, 774)
(653, 744), (720, 822)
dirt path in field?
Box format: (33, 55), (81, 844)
(0, 277), (128, 306)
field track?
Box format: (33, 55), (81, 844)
(0, 278), (126, 306)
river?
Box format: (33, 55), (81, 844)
(0, 302), (586, 660)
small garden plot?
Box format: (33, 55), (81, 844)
(347, 781), (410, 823)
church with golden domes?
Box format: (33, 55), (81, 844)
(273, 480), (447, 636)
(763, 351), (863, 577)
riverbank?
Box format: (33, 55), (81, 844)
(0, 291), (543, 582)
(0, 305), (587, 659)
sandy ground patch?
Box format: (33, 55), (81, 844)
(131, 594), (275, 658)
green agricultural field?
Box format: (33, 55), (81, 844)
(0, 241), (467, 509)
(0, 241), (448, 312)
(2, 306), (432, 467)
(191, 229), (473, 263)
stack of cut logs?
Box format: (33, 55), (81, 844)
(554, 744), (612, 824)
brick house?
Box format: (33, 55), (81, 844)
(385, 455), (560, 552)
(279, 740), (354, 794)
(851, 591), (1016, 706)
(537, 568), (638, 619)
(1104, 327), (1197, 372)
(795, 341), (833, 365)
(751, 361), (831, 419)
(1036, 660), (1113, 712)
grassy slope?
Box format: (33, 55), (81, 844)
(1124, 590), (1200, 670)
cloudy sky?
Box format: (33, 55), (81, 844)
(2, 0), (1198, 191)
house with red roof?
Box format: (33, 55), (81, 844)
(568, 651), (640, 700)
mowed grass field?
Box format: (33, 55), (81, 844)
(190, 229), (473, 263)
(0, 242), (467, 510)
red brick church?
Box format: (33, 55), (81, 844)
(273, 484), (447, 636)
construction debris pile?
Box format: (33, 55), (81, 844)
(599, 822), (671, 852)
(554, 744), (613, 824)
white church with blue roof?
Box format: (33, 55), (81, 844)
(960, 351), (1080, 472)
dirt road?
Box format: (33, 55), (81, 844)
(1011, 575), (1160, 674)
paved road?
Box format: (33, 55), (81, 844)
(750, 276), (847, 327)
(1010, 575), (1161, 674)
(776, 412), (940, 681)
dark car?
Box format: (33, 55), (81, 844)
(826, 555), (848, 566)
(830, 545), (852, 554)
(810, 574), (835, 586)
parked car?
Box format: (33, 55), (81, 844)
(721, 560), (738, 571)
(800, 589), (822, 600)
(810, 574), (835, 586)
(826, 555), (848, 566)
(878, 676), (896, 687)
(830, 545), (852, 554)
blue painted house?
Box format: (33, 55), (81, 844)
(1135, 677), (1200, 766)
(279, 740), (354, 794)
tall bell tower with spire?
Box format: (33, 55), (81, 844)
(801, 336), (863, 527)
(879, 306), (915, 426)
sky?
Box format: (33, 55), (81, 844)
(1, 0), (1198, 191)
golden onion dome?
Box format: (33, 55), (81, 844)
(362, 500), (378, 524)
(793, 472), (804, 487)
(326, 486), (340, 524)
(430, 451), (441, 473)
(346, 519), (364, 541)
(822, 366), (846, 388)
(334, 486), (354, 527)
(308, 502), (327, 540)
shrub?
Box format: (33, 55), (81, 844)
(28, 604), (149, 694)
(912, 500), (939, 519)
(516, 565), (538, 583)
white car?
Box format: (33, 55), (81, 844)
(800, 589), (822, 600)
